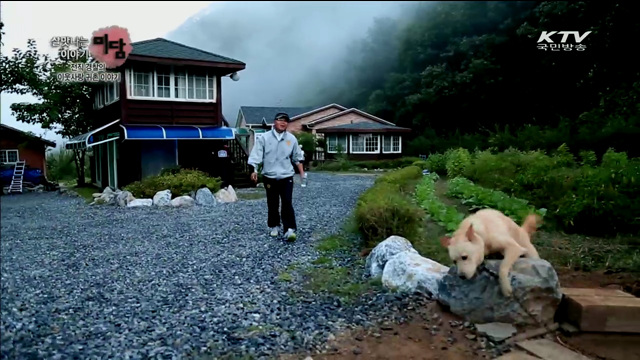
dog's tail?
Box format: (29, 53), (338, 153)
(522, 214), (542, 235)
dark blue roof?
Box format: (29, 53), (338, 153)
(238, 106), (316, 127)
(321, 122), (408, 130)
(130, 38), (245, 65)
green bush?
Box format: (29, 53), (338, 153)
(445, 147), (472, 178)
(355, 182), (424, 248)
(579, 150), (597, 167)
(601, 148), (629, 168)
(374, 165), (423, 193)
(124, 169), (222, 199)
(425, 153), (447, 175)
(462, 147), (640, 235)
(412, 160), (428, 169)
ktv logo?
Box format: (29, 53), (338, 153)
(537, 31), (592, 44)
(536, 31), (591, 52)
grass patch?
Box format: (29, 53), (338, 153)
(535, 231), (640, 273)
(297, 233), (382, 303)
(74, 185), (101, 203)
(315, 234), (353, 253)
(277, 272), (293, 282)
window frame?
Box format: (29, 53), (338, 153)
(350, 134), (380, 154)
(382, 134), (402, 154)
(125, 65), (217, 103)
(0, 149), (20, 164)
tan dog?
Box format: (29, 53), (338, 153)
(440, 208), (541, 297)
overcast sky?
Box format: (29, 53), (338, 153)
(1, 1), (217, 148)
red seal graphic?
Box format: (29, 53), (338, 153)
(88, 26), (133, 69)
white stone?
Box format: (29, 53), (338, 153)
(227, 185), (237, 201)
(127, 199), (153, 207)
(153, 190), (172, 206)
(215, 188), (237, 203)
(171, 195), (195, 207)
(381, 251), (449, 297)
(365, 235), (418, 278)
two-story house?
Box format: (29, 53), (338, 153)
(66, 38), (247, 190)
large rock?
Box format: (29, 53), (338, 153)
(195, 187), (216, 206)
(437, 258), (562, 325)
(365, 235), (418, 278)
(215, 187), (238, 203)
(171, 195), (195, 207)
(381, 252), (449, 297)
(153, 190), (172, 206)
(127, 199), (153, 207)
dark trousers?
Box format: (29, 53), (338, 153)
(264, 176), (297, 231)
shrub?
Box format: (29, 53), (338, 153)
(374, 165), (423, 193)
(579, 150), (597, 167)
(601, 148), (629, 168)
(445, 147), (472, 178)
(552, 143), (576, 168)
(124, 169), (222, 199)
(425, 153), (447, 175)
(355, 182), (424, 248)
(412, 160), (428, 170)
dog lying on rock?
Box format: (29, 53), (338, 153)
(440, 208), (542, 297)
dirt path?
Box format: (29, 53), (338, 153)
(281, 302), (495, 360)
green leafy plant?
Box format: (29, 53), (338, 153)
(445, 148), (472, 178)
(415, 173), (465, 233)
(446, 177), (546, 224)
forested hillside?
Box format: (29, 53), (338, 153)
(299, 1), (639, 157)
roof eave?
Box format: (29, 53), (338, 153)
(126, 55), (246, 73)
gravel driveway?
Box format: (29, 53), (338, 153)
(1, 173), (416, 359)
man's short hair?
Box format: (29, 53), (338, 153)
(274, 112), (291, 122)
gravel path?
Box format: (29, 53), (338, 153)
(1, 173), (423, 359)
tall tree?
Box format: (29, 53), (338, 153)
(1, 21), (93, 185)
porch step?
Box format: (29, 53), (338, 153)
(557, 287), (640, 333)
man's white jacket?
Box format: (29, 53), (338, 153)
(248, 129), (303, 180)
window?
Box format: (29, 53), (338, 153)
(383, 135), (402, 153)
(327, 135), (348, 153)
(126, 66), (216, 102)
(350, 134), (380, 154)
(93, 82), (120, 110)
(156, 66), (171, 98)
(0, 150), (19, 164)
(132, 70), (153, 97)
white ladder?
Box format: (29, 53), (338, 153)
(9, 161), (26, 193)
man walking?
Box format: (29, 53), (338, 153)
(248, 112), (305, 241)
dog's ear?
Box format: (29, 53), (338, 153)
(466, 223), (477, 242)
(440, 236), (451, 248)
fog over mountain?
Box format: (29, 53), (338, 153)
(166, 1), (412, 125)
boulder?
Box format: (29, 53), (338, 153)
(215, 187), (238, 203)
(195, 187), (216, 206)
(127, 199), (153, 207)
(365, 235), (418, 278)
(437, 258), (562, 325)
(381, 252), (449, 297)
(153, 190), (172, 206)
(171, 195), (195, 207)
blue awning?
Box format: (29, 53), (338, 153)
(120, 125), (235, 140)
